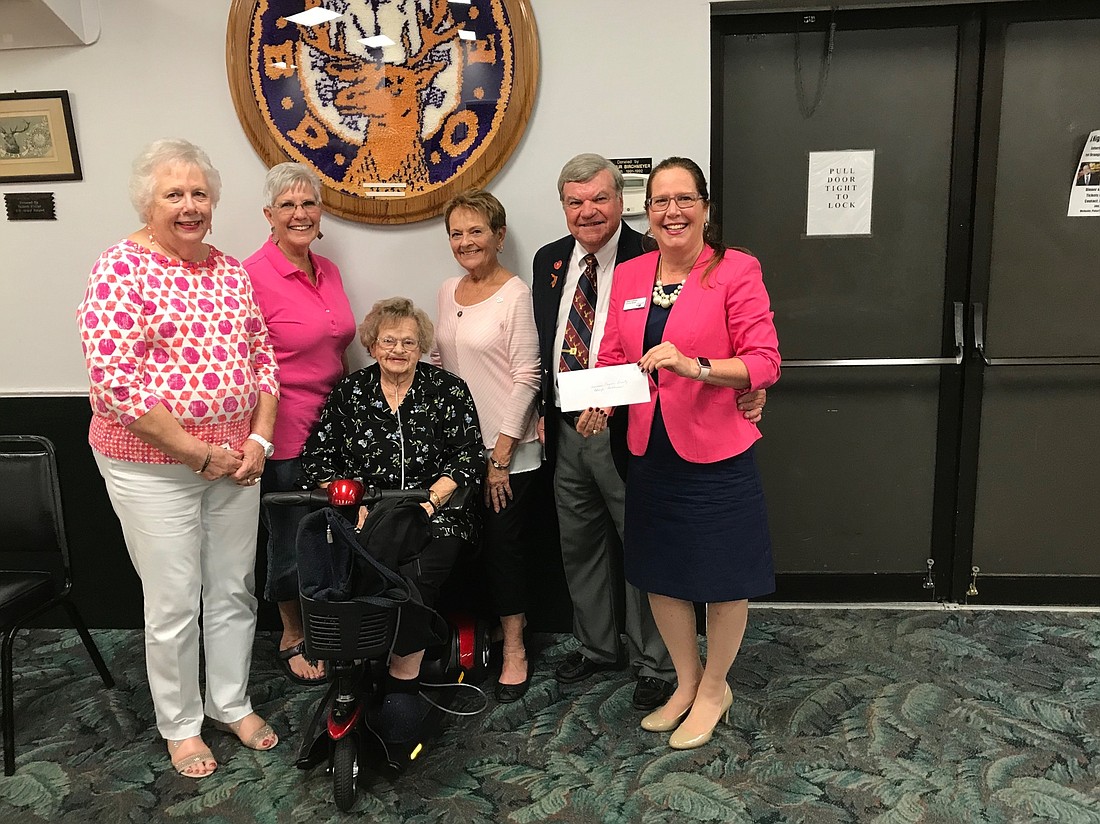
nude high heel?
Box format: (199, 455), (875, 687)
(668, 683), (733, 750)
(641, 702), (691, 732)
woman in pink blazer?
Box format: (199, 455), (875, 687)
(592, 157), (780, 750)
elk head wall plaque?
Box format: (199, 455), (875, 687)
(227, 0), (539, 224)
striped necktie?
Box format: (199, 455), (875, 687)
(559, 253), (598, 372)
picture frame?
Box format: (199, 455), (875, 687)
(0, 90), (83, 184)
(226, 0), (539, 225)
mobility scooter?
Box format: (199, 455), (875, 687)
(264, 480), (489, 811)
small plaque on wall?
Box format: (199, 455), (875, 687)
(5, 192), (56, 220)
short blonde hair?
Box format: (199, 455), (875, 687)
(358, 297), (434, 352)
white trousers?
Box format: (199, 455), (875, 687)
(94, 452), (259, 740)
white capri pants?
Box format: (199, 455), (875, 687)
(94, 452), (259, 740)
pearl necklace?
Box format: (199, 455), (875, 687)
(652, 256), (689, 309)
(652, 277), (684, 309)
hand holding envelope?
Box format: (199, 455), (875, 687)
(557, 363), (650, 413)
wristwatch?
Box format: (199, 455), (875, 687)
(248, 433), (275, 458)
(695, 357), (711, 382)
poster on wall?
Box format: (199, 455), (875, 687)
(1067, 130), (1100, 217)
(806, 150), (874, 237)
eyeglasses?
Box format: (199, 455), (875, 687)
(377, 337), (420, 351)
(274, 199), (321, 215)
(645, 193), (705, 212)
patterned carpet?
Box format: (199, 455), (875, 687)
(2, 608), (1099, 823)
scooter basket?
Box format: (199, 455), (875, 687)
(300, 595), (399, 661)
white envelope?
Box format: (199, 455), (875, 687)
(557, 364), (651, 412)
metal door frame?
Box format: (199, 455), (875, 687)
(711, 5), (978, 603)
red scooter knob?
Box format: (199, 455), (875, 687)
(327, 478), (365, 507)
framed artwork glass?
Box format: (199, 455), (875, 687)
(0, 91), (83, 184)
(227, 0), (539, 224)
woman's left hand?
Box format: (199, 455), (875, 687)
(233, 439), (266, 486)
(638, 341), (698, 378)
(484, 463), (513, 513)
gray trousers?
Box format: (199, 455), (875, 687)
(554, 422), (673, 681)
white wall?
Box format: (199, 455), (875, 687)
(0, 0), (713, 394)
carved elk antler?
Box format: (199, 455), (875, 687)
(0, 120), (30, 155)
(297, 0), (461, 190)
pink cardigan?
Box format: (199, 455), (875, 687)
(596, 247), (780, 463)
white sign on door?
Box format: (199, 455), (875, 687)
(806, 150), (875, 236)
(1068, 129), (1100, 217)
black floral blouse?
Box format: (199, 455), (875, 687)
(300, 362), (483, 542)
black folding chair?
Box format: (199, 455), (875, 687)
(0, 435), (114, 776)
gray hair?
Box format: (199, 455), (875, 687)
(263, 162), (323, 207)
(358, 297), (435, 352)
(556, 153), (623, 200)
(129, 138), (222, 224)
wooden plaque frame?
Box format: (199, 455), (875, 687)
(226, 0), (539, 224)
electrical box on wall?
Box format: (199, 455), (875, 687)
(610, 158), (653, 217)
(622, 173), (648, 215)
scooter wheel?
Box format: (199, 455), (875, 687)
(333, 735), (359, 812)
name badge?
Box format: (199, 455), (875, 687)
(623, 297), (647, 310)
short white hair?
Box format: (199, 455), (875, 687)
(129, 138), (222, 223)
(263, 162), (322, 207)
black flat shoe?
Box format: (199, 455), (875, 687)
(495, 669), (532, 704)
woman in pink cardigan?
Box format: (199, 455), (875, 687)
(592, 157), (781, 749)
(432, 190), (541, 704)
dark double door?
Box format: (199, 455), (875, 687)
(712, 1), (1100, 604)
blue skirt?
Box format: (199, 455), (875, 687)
(624, 408), (775, 602)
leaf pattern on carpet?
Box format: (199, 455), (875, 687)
(1, 609), (1099, 822)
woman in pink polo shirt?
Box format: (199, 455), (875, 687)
(244, 163), (356, 685)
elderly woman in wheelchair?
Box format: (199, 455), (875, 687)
(298, 297), (482, 740)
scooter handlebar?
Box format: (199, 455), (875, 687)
(263, 482), (434, 508)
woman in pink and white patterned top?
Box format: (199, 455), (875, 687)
(78, 138), (279, 779)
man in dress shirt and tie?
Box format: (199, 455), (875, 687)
(532, 153), (766, 710)
(1076, 163), (1099, 186)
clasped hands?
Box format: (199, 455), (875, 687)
(194, 439), (266, 486)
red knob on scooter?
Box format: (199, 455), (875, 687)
(327, 478), (365, 507)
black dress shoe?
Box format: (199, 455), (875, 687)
(554, 651), (623, 684)
(632, 676), (674, 711)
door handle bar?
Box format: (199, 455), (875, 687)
(972, 303), (1100, 366)
(783, 303), (965, 368)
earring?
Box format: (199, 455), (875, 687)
(318, 230), (325, 239)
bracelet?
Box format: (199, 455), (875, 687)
(428, 489), (442, 509)
(489, 456), (510, 470)
(195, 444), (213, 475)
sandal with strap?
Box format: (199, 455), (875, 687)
(276, 641), (326, 685)
(209, 714), (279, 751)
(168, 738), (217, 779)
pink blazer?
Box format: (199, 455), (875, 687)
(596, 247), (780, 463)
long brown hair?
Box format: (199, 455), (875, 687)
(644, 156), (727, 285)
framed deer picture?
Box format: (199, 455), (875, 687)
(227, 0), (539, 224)
(0, 91), (83, 184)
